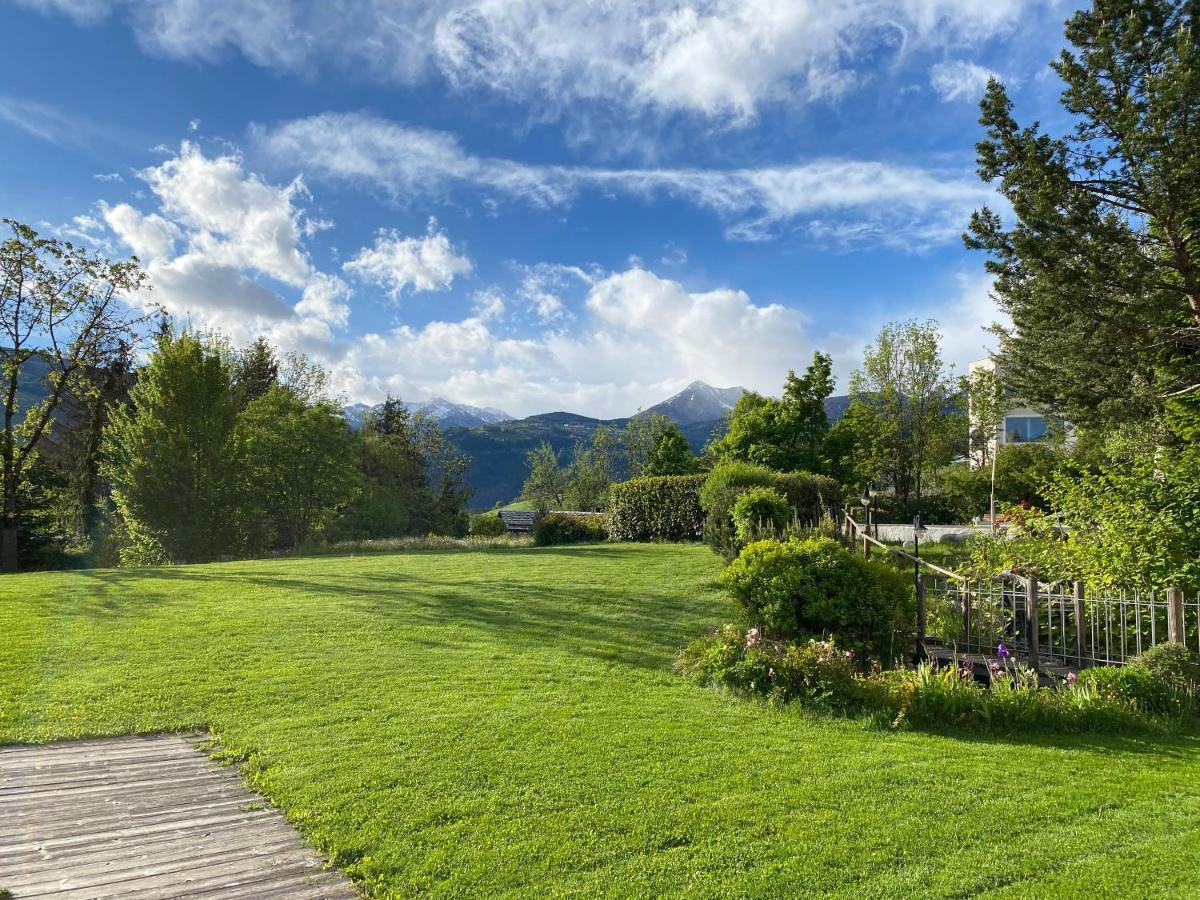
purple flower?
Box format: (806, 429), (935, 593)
(997, 643), (1010, 659)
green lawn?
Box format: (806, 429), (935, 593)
(3, 544), (1200, 898)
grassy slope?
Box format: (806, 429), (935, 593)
(3, 544), (1199, 898)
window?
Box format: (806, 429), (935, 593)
(1004, 415), (1047, 443)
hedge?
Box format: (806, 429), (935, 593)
(533, 513), (609, 546)
(608, 474), (706, 542)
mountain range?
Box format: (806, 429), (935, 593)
(343, 397), (512, 430)
(365, 381), (851, 510)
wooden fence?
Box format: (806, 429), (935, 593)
(841, 509), (1198, 671)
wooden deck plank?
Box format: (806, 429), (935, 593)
(0, 734), (356, 899)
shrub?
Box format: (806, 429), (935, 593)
(719, 536), (914, 661)
(677, 627), (864, 709)
(533, 512), (608, 546)
(1130, 642), (1200, 694)
(608, 474), (705, 542)
(468, 512), (509, 537)
(700, 462), (840, 557)
(731, 488), (791, 543)
(1078, 664), (1195, 718)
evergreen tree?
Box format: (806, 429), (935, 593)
(966, 0), (1200, 433)
(644, 424), (697, 475)
(233, 336), (279, 408)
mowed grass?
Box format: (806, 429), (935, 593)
(3, 544), (1200, 898)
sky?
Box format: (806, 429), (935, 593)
(0, 0), (1080, 418)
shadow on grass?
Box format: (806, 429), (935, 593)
(64, 559), (719, 674)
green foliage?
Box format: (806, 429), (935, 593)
(730, 487), (791, 543)
(849, 319), (962, 506)
(623, 411), (674, 478)
(533, 512), (609, 546)
(966, 1), (1200, 432)
(719, 537), (914, 660)
(1131, 642), (1200, 696)
(563, 425), (618, 512)
(700, 461), (842, 557)
(643, 424), (697, 476)
(521, 441), (568, 514)
(232, 387), (359, 551)
(678, 627), (1172, 734)
(469, 512), (510, 537)
(0, 218), (150, 571)
(937, 443), (1062, 521)
(1078, 664), (1195, 719)
(607, 474), (706, 542)
(232, 336), (279, 408)
(677, 628), (863, 709)
(707, 353), (834, 472)
(102, 331), (240, 565)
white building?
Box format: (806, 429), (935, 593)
(968, 357), (1068, 468)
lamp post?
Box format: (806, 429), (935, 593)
(860, 482), (876, 539)
(913, 514), (928, 660)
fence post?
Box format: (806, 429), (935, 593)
(1025, 575), (1040, 674)
(1167, 586), (1186, 645)
(1073, 581), (1086, 665)
(863, 533), (871, 560)
(916, 573), (927, 662)
(961, 584), (972, 647)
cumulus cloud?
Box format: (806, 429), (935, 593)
(97, 143), (352, 346)
(258, 112), (996, 248)
(930, 59), (1003, 102)
(343, 220), (472, 298)
(24, 0), (1043, 121)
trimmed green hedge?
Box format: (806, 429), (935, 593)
(608, 475), (706, 542)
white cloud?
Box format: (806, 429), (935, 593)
(258, 112), (996, 248)
(100, 202), (179, 261)
(343, 220), (472, 298)
(25, 0), (1043, 121)
(96, 143), (353, 346)
(929, 59), (1002, 102)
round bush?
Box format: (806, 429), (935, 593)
(731, 487), (791, 542)
(468, 512), (509, 537)
(1130, 642), (1200, 692)
(719, 536), (914, 660)
(1077, 664), (1190, 717)
(533, 513), (609, 546)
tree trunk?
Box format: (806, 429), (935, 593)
(1, 490), (17, 573)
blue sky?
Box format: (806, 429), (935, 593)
(1, 0), (1078, 417)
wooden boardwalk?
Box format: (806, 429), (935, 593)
(0, 733), (356, 899)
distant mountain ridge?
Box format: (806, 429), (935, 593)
(344, 398), (512, 429)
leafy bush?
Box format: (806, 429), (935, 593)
(533, 512), (609, 546)
(719, 536), (914, 661)
(677, 627), (864, 709)
(700, 462), (840, 558)
(468, 512), (509, 537)
(1130, 642), (1200, 695)
(678, 630), (1175, 734)
(1078, 664), (1195, 718)
(730, 488), (792, 543)
(607, 474), (705, 542)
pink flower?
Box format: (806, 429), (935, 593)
(989, 661), (1002, 674)
(745, 627), (761, 649)
(1065, 671), (1077, 685)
